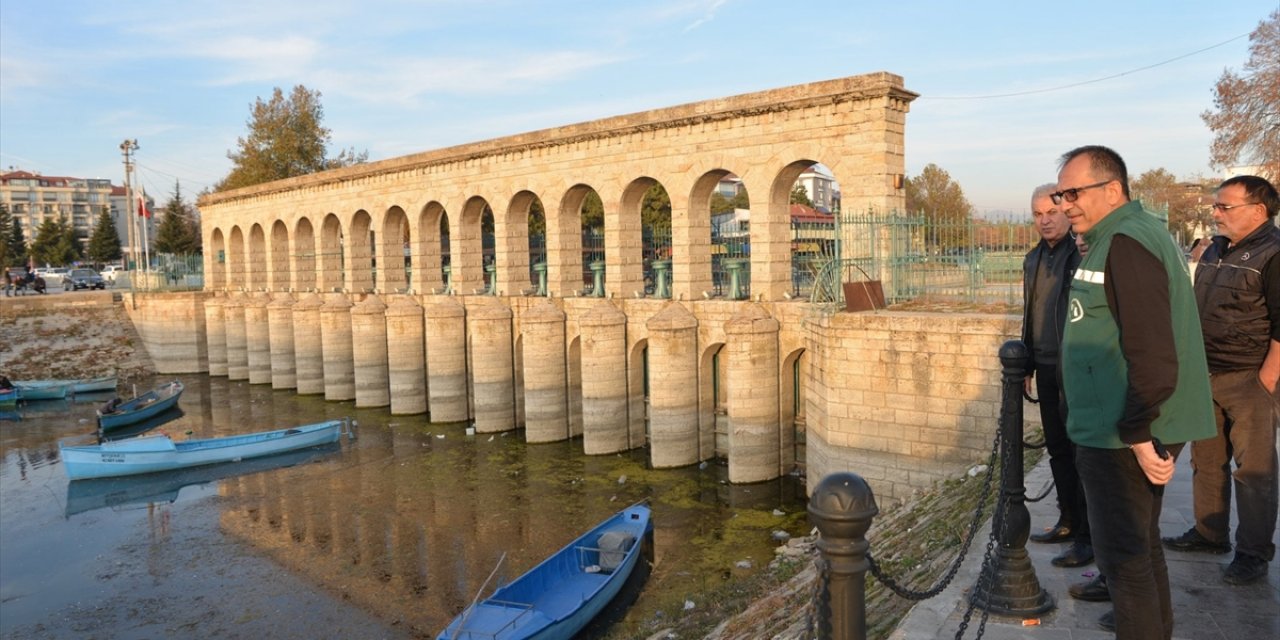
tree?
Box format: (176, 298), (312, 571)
(6, 215), (26, 267)
(29, 216), (79, 266)
(790, 183), (812, 207)
(86, 206), (123, 266)
(216, 85), (369, 191)
(1131, 169), (1216, 243)
(153, 182), (201, 255)
(709, 192), (732, 215)
(728, 188), (750, 211)
(0, 204), (13, 268)
(905, 163), (975, 250)
(581, 190), (604, 231)
(1202, 10), (1279, 178)
(641, 184), (671, 233)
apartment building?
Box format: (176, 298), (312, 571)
(0, 169), (153, 256)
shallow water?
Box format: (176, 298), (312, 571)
(0, 374), (809, 639)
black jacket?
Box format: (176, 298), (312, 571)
(1021, 238), (1082, 374)
(1194, 222), (1280, 372)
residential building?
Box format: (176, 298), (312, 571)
(0, 169), (154, 263)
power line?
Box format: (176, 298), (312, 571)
(921, 32), (1250, 100)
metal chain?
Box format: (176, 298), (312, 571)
(864, 424), (1002, 600)
(955, 423), (1018, 640)
(1024, 477), (1055, 503)
(804, 555), (828, 639)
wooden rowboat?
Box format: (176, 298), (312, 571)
(97, 381), (184, 431)
(14, 381), (69, 401)
(14, 375), (117, 394)
(437, 502), (652, 640)
(59, 418), (352, 480)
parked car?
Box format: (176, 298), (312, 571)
(100, 265), (126, 284)
(65, 268), (106, 290)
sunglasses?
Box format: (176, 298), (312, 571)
(1050, 180), (1111, 205)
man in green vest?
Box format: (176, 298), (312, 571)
(1055, 145), (1214, 639)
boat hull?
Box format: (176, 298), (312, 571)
(98, 381), (184, 431)
(437, 503), (652, 640)
(15, 376), (117, 395)
(15, 382), (69, 400)
(0, 389), (16, 409)
(60, 420), (345, 480)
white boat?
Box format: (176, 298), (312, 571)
(59, 419), (353, 480)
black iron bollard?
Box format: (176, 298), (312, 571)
(808, 472), (878, 640)
(974, 340), (1054, 615)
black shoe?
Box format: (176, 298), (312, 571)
(1162, 527), (1231, 554)
(1223, 553), (1268, 585)
(1098, 609), (1115, 632)
(1068, 574), (1110, 602)
(1030, 523), (1072, 544)
(1051, 541), (1094, 568)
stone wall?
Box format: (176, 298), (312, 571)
(121, 291), (209, 374)
(804, 311), (1020, 502)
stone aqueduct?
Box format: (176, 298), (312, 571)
(124, 71), (1017, 495)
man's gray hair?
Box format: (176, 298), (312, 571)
(1031, 183), (1057, 206)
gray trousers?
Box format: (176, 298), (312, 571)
(1190, 368), (1279, 561)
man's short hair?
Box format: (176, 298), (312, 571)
(1031, 182), (1057, 204)
(1058, 145), (1131, 200)
(1219, 175), (1279, 219)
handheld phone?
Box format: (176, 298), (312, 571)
(1152, 437), (1170, 461)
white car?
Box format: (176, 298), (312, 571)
(36, 267), (70, 288)
(101, 265), (126, 284)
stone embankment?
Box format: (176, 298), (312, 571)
(0, 291), (156, 386)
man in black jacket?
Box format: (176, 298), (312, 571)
(1021, 183), (1092, 569)
(1163, 175), (1280, 586)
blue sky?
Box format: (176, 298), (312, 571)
(1, 1), (1275, 213)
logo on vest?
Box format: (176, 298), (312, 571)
(1069, 299), (1084, 323)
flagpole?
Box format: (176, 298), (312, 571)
(141, 189), (150, 272)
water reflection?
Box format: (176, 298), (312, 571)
(0, 373), (809, 638)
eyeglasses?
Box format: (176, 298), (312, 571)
(1050, 181), (1111, 205)
(1210, 202), (1259, 213)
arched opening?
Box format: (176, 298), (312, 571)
(628, 338), (648, 451)
(228, 226), (245, 290)
(294, 218), (316, 292)
(502, 191), (541, 296)
(567, 336), (582, 438)
(781, 348), (807, 475)
(621, 179), (672, 299)
(270, 220), (290, 291)
(248, 224), (267, 289)
(209, 228), (226, 289)
(559, 186), (604, 297)
(319, 213), (344, 292)
(455, 196), (492, 295)
(700, 171), (752, 299)
(381, 206), (410, 293)
(787, 164), (840, 299)
(439, 213), (452, 293)
(416, 202), (446, 293)
(700, 343), (727, 458)
(350, 210), (373, 292)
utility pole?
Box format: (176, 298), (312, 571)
(119, 139), (138, 270)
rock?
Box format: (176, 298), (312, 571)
(967, 464), (988, 478)
(771, 530), (791, 542)
(683, 600), (696, 610)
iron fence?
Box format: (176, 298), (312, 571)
(122, 253), (205, 292)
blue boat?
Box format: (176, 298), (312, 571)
(14, 381), (69, 400)
(0, 388), (16, 409)
(59, 418), (350, 480)
(97, 381), (184, 432)
(14, 375), (117, 395)
(437, 502), (652, 640)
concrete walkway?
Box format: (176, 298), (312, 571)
(891, 451), (1280, 639)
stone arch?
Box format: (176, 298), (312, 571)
(499, 191), (538, 296)
(228, 226), (246, 290)
(681, 170), (740, 299)
(416, 202), (446, 293)
(627, 337), (648, 451)
(615, 178), (658, 298)
(349, 210), (374, 292)
(319, 213), (344, 292)
(551, 184), (594, 297)
(781, 347), (806, 474)
(380, 206), (410, 293)
(700, 342), (727, 458)
(270, 220), (290, 291)
(248, 223), (267, 289)
(755, 159), (826, 301)
(454, 196), (490, 295)
(294, 218), (316, 292)
(209, 228), (226, 289)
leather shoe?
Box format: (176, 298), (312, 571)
(1029, 523), (1072, 544)
(1162, 527), (1231, 554)
(1223, 553), (1268, 585)
(1068, 574), (1110, 601)
(1098, 609), (1115, 632)
(1051, 541), (1094, 567)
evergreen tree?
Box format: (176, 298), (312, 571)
(641, 184), (671, 233)
(0, 204), (13, 268)
(29, 216), (79, 266)
(86, 206), (124, 266)
(154, 182), (200, 255)
(6, 216), (26, 266)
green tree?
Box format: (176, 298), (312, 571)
(29, 216), (79, 266)
(86, 206), (123, 266)
(905, 163), (975, 250)
(709, 192), (732, 215)
(6, 215), (26, 267)
(790, 183), (812, 207)
(216, 85), (369, 192)
(1203, 10), (1279, 177)
(581, 190), (604, 231)
(729, 189), (750, 211)
(0, 204), (13, 268)
(154, 182), (201, 255)
(641, 184), (671, 233)
(1131, 168), (1215, 243)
